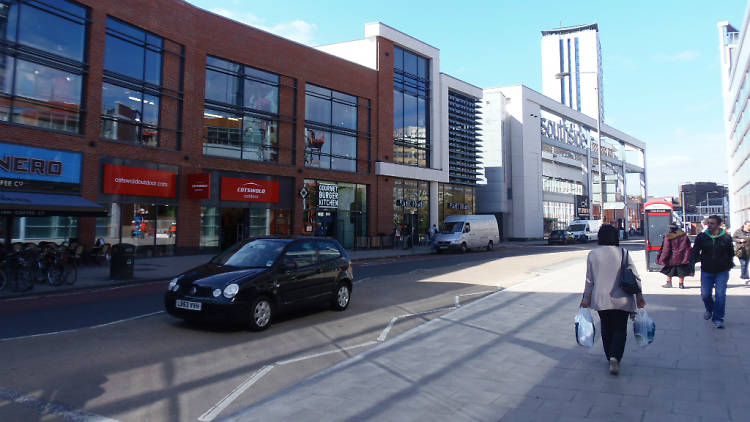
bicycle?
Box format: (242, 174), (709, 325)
(1, 251), (35, 292)
(47, 248), (77, 286)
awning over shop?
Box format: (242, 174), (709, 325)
(0, 192), (108, 217)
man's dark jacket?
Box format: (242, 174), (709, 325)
(690, 230), (735, 273)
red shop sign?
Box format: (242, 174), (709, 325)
(102, 164), (177, 198)
(220, 177), (280, 203)
(187, 173), (211, 199)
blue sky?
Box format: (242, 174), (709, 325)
(188, 0), (747, 197)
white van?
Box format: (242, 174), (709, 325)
(567, 219), (602, 242)
(433, 215), (500, 253)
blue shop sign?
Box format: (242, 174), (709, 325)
(0, 142), (81, 184)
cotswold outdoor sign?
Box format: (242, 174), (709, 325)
(540, 117), (588, 149)
(0, 142), (82, 194)
(221, 177), (280, 202)
(396, 199), (425, 208)
(318, 183), (339, 208)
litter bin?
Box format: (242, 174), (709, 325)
(110, 243), (135, 280)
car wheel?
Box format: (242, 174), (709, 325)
(487, 241), (494, 251)
(331, 282), (351, 311)
(460, 243), (468, 253)
(249, 296), (273, 331)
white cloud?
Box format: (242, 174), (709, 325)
(209, 8), (317, 45)
(653, 50), (700, 62)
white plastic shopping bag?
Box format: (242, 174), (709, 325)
(632, 309), (655, 347)
(574, 307), (595, 347)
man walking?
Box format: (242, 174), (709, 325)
(690, 215), (735, 329)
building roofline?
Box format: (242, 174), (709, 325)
(541, 23), (598, 36)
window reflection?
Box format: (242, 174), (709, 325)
(0, 0), (86, 133)
(203, 56), (280, 162)
(102, 17), (167, 146)
(394, 46), (429, 167)
(304, 83), (359, 172)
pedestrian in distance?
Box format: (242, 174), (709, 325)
(580, 224), (646, 375)
(691, 215), (734, 329)
(656, 223), (694, 289)
(428, 224), (438, 252)
(701, 217), (710, 233)
(732, 220), (750, 283)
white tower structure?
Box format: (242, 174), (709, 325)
(541, 24), (603, 121)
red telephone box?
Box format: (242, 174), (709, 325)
(644, 200), (674, 271)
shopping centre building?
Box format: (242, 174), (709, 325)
(477, 85), (646, 239)
(719, 6), (750, 227)
(0, 0), (482, 254)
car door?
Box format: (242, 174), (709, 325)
(315, 239), (343, 296)
(276, 240), (318, 305)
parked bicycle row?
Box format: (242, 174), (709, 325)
(0, 242), (80, 292)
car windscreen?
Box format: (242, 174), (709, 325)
(441, 222), (464, 233)
(211, 239), (286, 268)
(568, 224), (586, 232)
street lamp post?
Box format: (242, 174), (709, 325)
(555, 70), (604, 225)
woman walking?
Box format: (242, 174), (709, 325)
(732, 221), (750, 283)
(580, 225), (646, 375)
(656, 223), (694, 289)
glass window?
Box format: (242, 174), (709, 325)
(285, 240), (317, 267)
(17, 1), (86, 61)
(102, 17), (173, 147)
(0, 0), (86, 133)
(316, 240), (342, 261)
(394, 47), (429, 167)
(304, 84), (360, 172)
(204, 55), (280, 162)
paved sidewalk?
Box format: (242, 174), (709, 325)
(223, 248), (750, 422)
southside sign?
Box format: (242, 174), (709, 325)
(102, 164), (177, 198)
(221, 177), (279, 202)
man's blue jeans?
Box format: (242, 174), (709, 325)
(701, 271), (729, 322)
(740, 258), (749, 279)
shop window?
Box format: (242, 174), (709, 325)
(11, 216), (78, 243)
(203, 56), (279, 162)
(200, 207), (220, 249)
(304, 83), (359, 172)
(0, 0), (86, 133)
(101, 17), (183, 148)
(96, 203), (176, 256)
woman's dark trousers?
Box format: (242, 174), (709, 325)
(598, 310), (629, 362)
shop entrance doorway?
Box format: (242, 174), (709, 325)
(221, 208), (246, 251)
(403, 213), (419, 247)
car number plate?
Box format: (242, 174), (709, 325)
(175, 299), (202, 311)
(439, 245), (448, 249)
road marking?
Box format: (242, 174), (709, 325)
(275, 341), (378, 366)
(353, 277), (372, 285)
(0, 386), (121, 422)
(198, 365), (275, 422)
(377, 306), (458, 342)
(0, 311), (164, 343)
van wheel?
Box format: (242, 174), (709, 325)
(249, 296), (273, 331)
(460, 243), (468, 253)
(487, 241), (493, 251)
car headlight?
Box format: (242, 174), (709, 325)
(168, 277), (179, 291)
(213, 288), (222, 298)
(223, 283), (239, 299)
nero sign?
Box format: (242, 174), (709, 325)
(318, 183), (339, 208)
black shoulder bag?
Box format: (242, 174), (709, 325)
(619, 248), (641, 295)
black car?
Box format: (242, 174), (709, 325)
(165, 237), (354, 331)
(547, 230), (576, 245)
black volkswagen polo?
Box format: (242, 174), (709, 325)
(164, 237), (354, 330)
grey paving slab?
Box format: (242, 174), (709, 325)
(221, 249), (750, 422)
